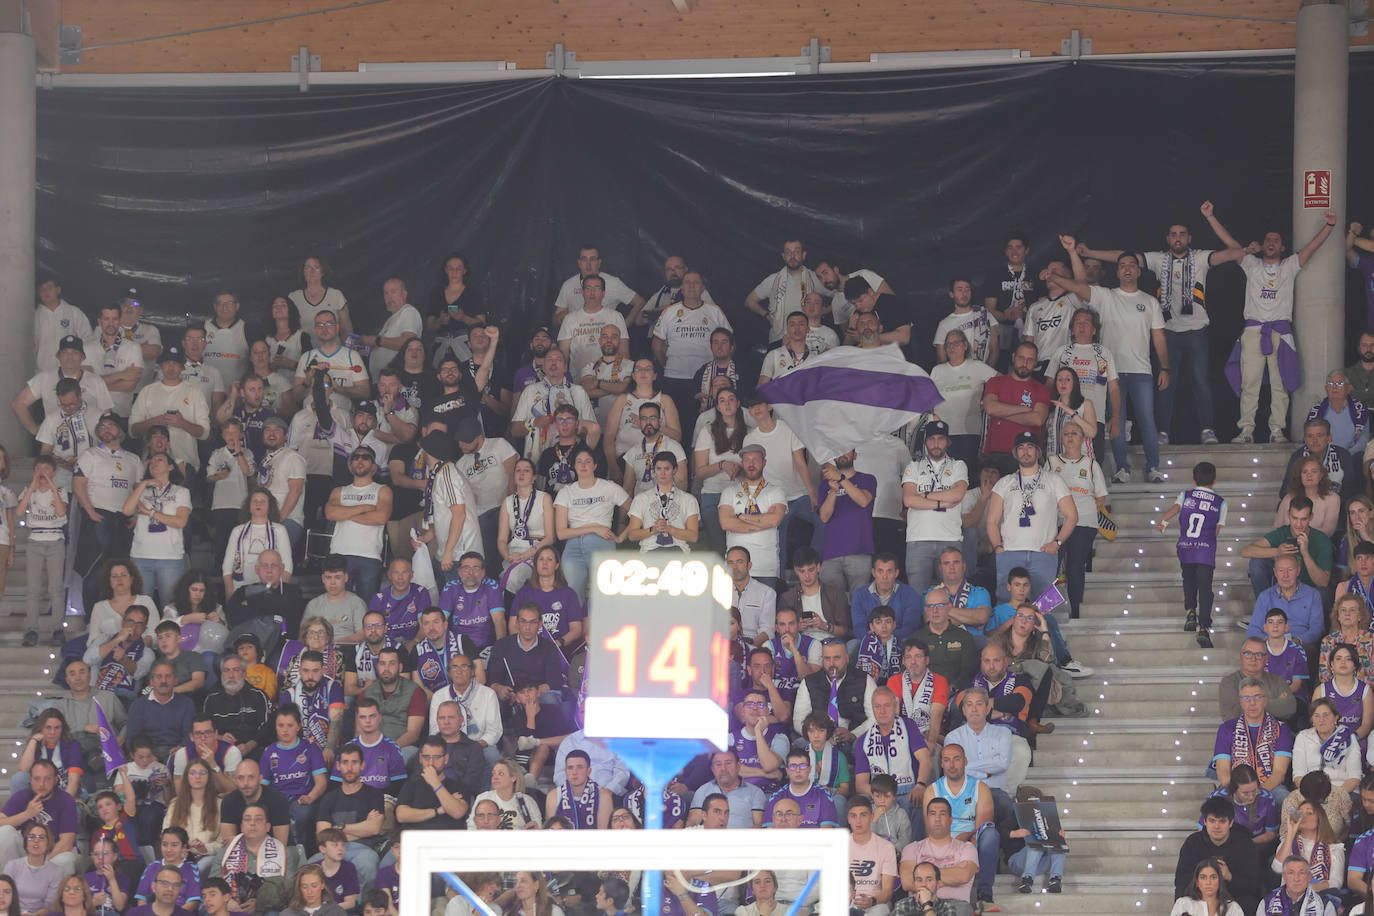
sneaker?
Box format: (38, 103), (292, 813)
(1232, 428), (1254, 444)
(1157, 431), (1169, 445)
(1045, 876), (1062, 894)
(516, 735), (539, 751)
(21, 630), (38, 647)
(977, 892), (1000, 913)
(1201, 428), (1219, 444)
(1270, 429), (1288, 444)
(1146, 469), (1166, 483)
(49, 629), (65, 647)
(1184, 610), (1199, 632)
(1111, 468), (1132, 484)
(1060, 660), (1094, 678)
(1197, 630), (1214, 649)
(1016, 877), (1033, 894)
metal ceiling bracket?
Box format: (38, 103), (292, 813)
(291, 45), (321, 91)
(1352, 0), (1369, 37)
(59, 24), (82, 66)
(546, 43), (577, 77)
(799, 38), (831, 74)
(1061, 29), (1092, 60)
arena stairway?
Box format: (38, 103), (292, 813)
(991, 443), (1292, 915)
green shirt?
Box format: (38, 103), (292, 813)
(1263, 525), (1334, 586)
(1346, 362), (1374, 413)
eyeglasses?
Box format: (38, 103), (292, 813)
(419, 754), (446, 762)
(315, 320), (336, 328)
(154, 880), (183, 889)
(1013, 614), (1037, 622)
(25, 833), (47, 841)
(1240, 695), (1266, 702)
(1327, 381), (1348, 387)
(786, 763), (811, 771)
(742, 701), (768, 709)
(926, 601), (950, 610)
(1240, 651), (1265, 659)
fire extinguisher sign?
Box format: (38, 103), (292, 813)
(1303, 169), (1331, 209)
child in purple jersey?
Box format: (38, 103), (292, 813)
(1156, 461), (1227, 648)
(315, 829), (360, 911)
(437, 552), (506, 650)
(1262, 609), (1311, 701)
(856, 606), (901, 683)
(763, 749), (840, 828)
(261, 705), (328, 802)
(367, 558), (429, 646)
(133, 829), (201, 907)
(1198, 765), (1280, 843)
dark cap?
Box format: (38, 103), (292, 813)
(529, 325), (553, 341)
(232, 633), (262, 651)
(454, 416), (483, 444)
(1013, 430), (1040, 449)
(263, 415), (289, 431)
(97, 412), (125, 429)
(157, 345), (185, 365)
(925, 420), (950, 439)
(57, 335), (85, 355)
(419, 430), (459, 462)
(351, 400), (378, 416)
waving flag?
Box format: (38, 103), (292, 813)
(95, 699), (125, 776)
(757, 343), (943, 463)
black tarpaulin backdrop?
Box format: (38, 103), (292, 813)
(35, 55), (1374, 433)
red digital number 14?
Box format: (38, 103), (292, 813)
(603, 624), (699, 695)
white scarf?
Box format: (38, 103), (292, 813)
(900, 670), (937, 733)
(860, 717), (918, 789)
(1264, 886), (1324, 916)
(221, 832), (287, 880)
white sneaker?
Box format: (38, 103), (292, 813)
(1201, 428), (1219, 444)
(1157, 431), (1169, 445)
(1270, 429), (1288, 444)
(1060, 660), (1095, 678)
(1147, 469), (1166, 483)
(516, 735), (539, 751)
(1232, 428), (1254, 444)
(1112, 468), (1132, 484)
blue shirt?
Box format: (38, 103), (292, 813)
(1246, 583), (1324, 644)
(851, 581), (923, 640)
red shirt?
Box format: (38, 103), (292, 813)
(981, 374), (1050, 455)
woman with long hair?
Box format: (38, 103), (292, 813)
(122, 452), (191, 605)
(222, 488), (293, 598)
(1276, 456), (1340, 537)
(280, 865), (348, 916)
(14, 709), (81, 799)
(389, 337), (429, 412)
(1319, 595), (1374, 681)
(163, 569), (226, 654)
(84, 839), (130, 916)
(736, 871), (782, 916)
(1341, 496), (1374, 577)
(553, 446), (629, 598)
(509, 872), (562, 916)
(511, 545), (585, 652)
(248, 336), (295, 412)
(0, 875), (20, 916)
(161, 757), (223, 863)
(264, 295), (308, 379)
(49, 875), (92, 916)
(1046, 366), (1098, 459)
(289, 255), (351, 337)
(2, 823), (62, 916)
(88, 558), (161, 640)
(1273, 799), (1345, 893)
(467, 758), (542, 830)
(497, 458), (553, 593)
(604, 359), (683, 468)
(693, 386), (746, 553)
(426, 252), (487, 336)
(1048, 421), (1106, 619)
(929, 329), (997, 468)
(1168, 859), (1242, 916)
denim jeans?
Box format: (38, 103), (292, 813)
(699, 491), (724, 554)
(974, 821), (1002, 895)
(1009, 846), (1066, 879)
(906, 540), (962, 592)
(1111, 372), (1160, 473)
(1157, 328), (1214, 437)
(561, 532), (615, 599)
(820, 554), (872, 596)
(132, 555), (184, 606)
(995, 550), (1057, 603)
(344, 555), (383, 601)
(779, 495), (824, 573)
(1060, 525), (1096, 619)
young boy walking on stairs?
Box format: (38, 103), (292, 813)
(1155, 461), (1227, 649)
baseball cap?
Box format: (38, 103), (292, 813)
(454, 416), (483, 445)
(1013, 430), (1040, 449)
(57, 335), (85, 355)
(263, 415), (289, 431)
(157, 345), (186, 365)
(351, 401), (378, 416)
(925, 420), (950, 438)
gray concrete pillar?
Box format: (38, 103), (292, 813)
(0, 29), (35, 452)
(1290, 0), (1348, 433)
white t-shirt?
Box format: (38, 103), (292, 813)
(83, 333), (143, 416)
(123, 321), (163, 388)
(23, 486), (67, 542)
(742, 421), (809, 501)
(724, 479), (787, 578)
(28, 369), (114, 418)
(629, 487), (700, 552)
(828, 268), (885, 326)
(501, 490), (549, 552)
(203, 319), (250, 386)
(613, 393), (672, 458)
(258, 447), (308, 525)
(992, 467), (1072, 551)
(128, 381), (209, 470)
(222, 521), (294, 586)
(511, 380), (596, 459)
(1240, 253), (1302, 323)
(458, 437), (518, 516)
(207, 445), (253, 511)
(1051, 341), (1120, 419)
(930, 359), (997, 437)
(266, 330), (309, 379)
(36, 406), (100, 488)
(854, 435), (910, 522)
(1144, 249), (1214, 333)
(35, 302), (92, 374)
(295, 344), (368, 411)
(581, 355), (634, 426)
(1023, 292), (1086, 360)
(553, 272), (639, 316)
(652, 304), (733, 379)
(753, 267), (823, 342)
(902, 456), (968, 542)
(759, 344), (813, 382)
(554, 478), (629, 530)
(175, 361), (226, 412)
(331, 482), (386, 559)
(558, 307), (628, 383)
(369, 304), (424, 378)
(806, 324), (840, 354)
(1088, 286), (1164, 375)
(933, 307), (995, 363)
(693, 424), (743, 496)
(426, 462), (484, 562)
(130, 483), (191, 559)
(75, 446), (141, 513)
(1048, 454), (1107, 529)
(622, 436), (687, 496)
(289, 287), (348, 332)
(287, 409), (337, 476)
(0, 484), (15, 548)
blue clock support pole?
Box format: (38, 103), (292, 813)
(602, 737), (714, 916)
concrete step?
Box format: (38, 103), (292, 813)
(1032, 731), (1213, 769)
(1088, 553), (1257, 574)
(1066, 642), (1233, 667)
(988, 877), (1174, 915)
(1060, 630), (1245, 653)
(1074, 598), (1252, 622)
(1023, 777), (1213, 804)
(1125, 442), (1293, 463)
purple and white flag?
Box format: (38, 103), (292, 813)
(756, 343), (943, 463)
(1034, 583), (1067, 615)
(95, 699), (125, 776)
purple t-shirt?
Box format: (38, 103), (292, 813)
(511, 583), (584, 642)
(376, 864), (400, 908)
(764, 784), (839, 827)
(33, 737), (86, 793)
(86, 869), (133, 916)
(135, 859), (201, 905)
(330, 736), (406, 789)
(260, 739), (327, 800)
(1322, 678), (1369, 733)
(324, 860), (359, 903)
(1175, 486), (1226, 566)
(1265, 639), (1309, 697)
(126, 906), (195, 916)
(1350, 828), (1374, 878)
(0, 787), (78, 839)
(368, 583), (429, 645)
(854, 716), (930, 792)
(1199, 787), (1280, 839)
(438, 578), (505, 648)
(821, 471), (877, 562)
(1212, 716), (1295, 776)
(730, 724), (790, 794)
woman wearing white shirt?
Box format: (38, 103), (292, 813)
(1294, 698), (1364, 795)
(603, 360), (683, 469)
(122, 453), (191, 605)
(1168, 860), (1242, 916)
(265, 296), (311, 383)
(554, 446), (629, 599)
(222, 487), (294, 598)
(1272, 799), (1345, 894)
(288, 255), (352, 336)
(929, 330), (996, 468)
(87, 559), (161, 640)
(497, 458), (553, 592)
(693, 386), (746, 554)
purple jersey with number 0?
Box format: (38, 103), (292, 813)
(1176, 487), (1225, 566)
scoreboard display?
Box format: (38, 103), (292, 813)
(583, 552), (732, 749)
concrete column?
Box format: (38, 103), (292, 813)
(1290, 0), (1348, 433)
(0, 29), (35, 451)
